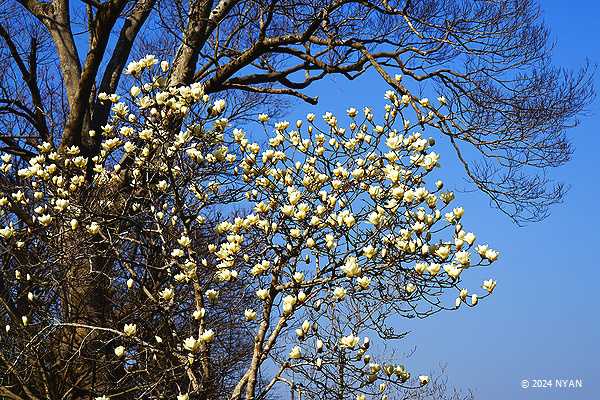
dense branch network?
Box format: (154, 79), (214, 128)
(0, 0), (592, 222)
(0, 58), (499, 399)
(0, 0), (594, 399)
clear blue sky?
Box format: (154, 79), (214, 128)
(280, 1), (600, 398)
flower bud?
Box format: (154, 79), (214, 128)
(114, 345), (125, 358)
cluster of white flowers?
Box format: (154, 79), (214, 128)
(0, 56), (500, 399)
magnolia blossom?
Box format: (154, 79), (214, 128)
(282, 295), (296, 315)
(482, 279), (497, 293)
(183, 336), (201, 353)
(485, 248), (499, 261)
(464, 232), (476, 245)
(114, 345), (125, 358)
(340, 334), (360, 349)
(123, 323), (137, 337)
(455, 251), (471, 266)
(356, 276), (371, 289)
(333, 287), (346, 300)
(414, 262), (427, 275)
(0, 65), (503, 399)
(256, 289), (269, 300)
(38, 214), (53, 226)
(289, 346), (302, 359)
(435, 245), (450, 260)
(159, 288), (174, 301)
(444, 264), (462, 280)
(193, 308), (206, 320)
(244, 309), (257, 321)
(87, 222), (100, 235)
(200, 329), (215, 343)
(211, 99), (226, 115)
(341, 256), (362, 278)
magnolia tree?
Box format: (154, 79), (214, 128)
(0, 58), (498, 399)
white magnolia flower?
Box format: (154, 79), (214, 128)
(275, 120), (290, 131)
(123, 323), (137, 337)
(482, 279), (497, 293)
(244, 309), (257, 321)
(293, 271), (305, 283)
(414, 262), (427, 275)
(38, 214), (53, 227)
(435, 245), (450, 260)
(177, 235), (191, 247)
(159, 288), (174, 301)
(362, 245), (377, 259)
(340, 334), (360, 349)
(484, 248), (499, 261)
(288, 288), (301, 301)
(282, 295), (296, 315)
(183, 336), (201, 353)
(193, 308), (206, 320)
(130, 86), (141, 97)
(444, 264), (462, 280)
(341, 256), (361, 278)
(256, 289), (269, 300)
(386, 135), (402, 150)
(114, 345), (125, 358)
(356, 276), (371, 290)
(200, 329), (215, 343)
(289, 346), (302, 359)
(455, 251), (470, 266)
(87, 222), (100, 235)
(333, 287), (346, 300)
(464, 232), (476, 245)
(316, 339), (324, 352)
(212, 99), (226, 115)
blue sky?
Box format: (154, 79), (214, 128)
(278, 1), (600, 398)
